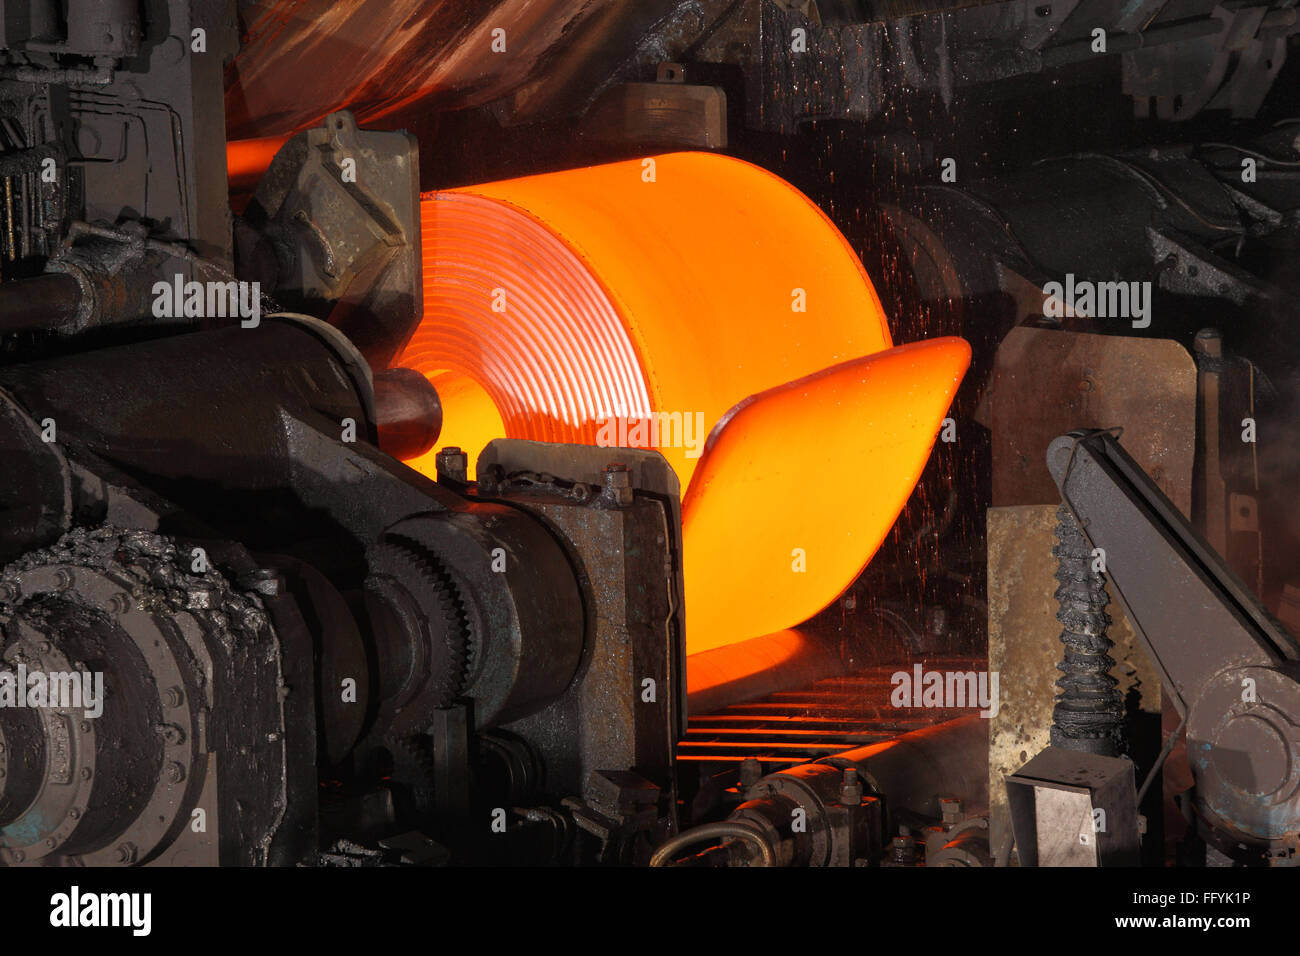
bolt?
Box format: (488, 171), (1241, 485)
(477, 463), (505, 495)
(603, 464), (634, 507)
(79, 721), (90, 733)
(107, 592), (131, 614)
(891, 835), (916, 864)
(156, 723), (185, 745)
(69, 808), (80, 820)
(115, 842), (137, 864)
(739, 757), (763, 788)
(840, 768), (863, 805)
(1194, 327), (1223, 359)
(54, 569), (73, 591)
(11, 850), (23, 863)
(940, 796), (963, 825)
(164, 761), (186, 784)
(45, 838), (55, 848)
(164, 686), (184, 709)
(435, 446), (469, 484)
(80, 767), (92, 780)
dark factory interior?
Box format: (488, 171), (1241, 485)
(1, 0), (1299, 875)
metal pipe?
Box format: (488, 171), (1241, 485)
(657, 716), (989, 866)
(373, 367), (441, 460)
(821, 714), (989, 822)
(0, 273), (84, 333)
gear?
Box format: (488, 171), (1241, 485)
(365, 534), (472, 729)
(0, 525), (277, 865)
(384, 733), (439, 819)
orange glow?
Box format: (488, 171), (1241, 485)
(393, 151), (969, 652)
(402, 371), (505, 480)
(396, 152), (891, 485)
(226, 135), (290, 190)
(686, 629), (811, 700)
(683, 338), (969, 650)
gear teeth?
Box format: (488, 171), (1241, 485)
(370, 535), (473, 715)
(383, 733), (438, 817)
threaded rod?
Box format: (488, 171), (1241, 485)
(1050, 503), (1124, 755)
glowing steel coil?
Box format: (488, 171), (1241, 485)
(682, 339), (969, 651)
(395, 151), (969, 651)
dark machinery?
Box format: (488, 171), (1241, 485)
(0, 313), (686, 865)
(1037, 430), (1300, 864)
(0, 0), (1298, 870)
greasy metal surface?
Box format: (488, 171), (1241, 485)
(986, 505), (1160, 859)
(1050, 504), (1124, 756)
(986, 328), (1196, 512)
(0, 527), (312, 866)
(582, 67), (728, 148)
(0, 387), (71, 563)
(479, 441), (684, 808)
(373, 368), (442, 460)
(69, 0), (236, 265)
(478, 438), (686, 743)
(375, 505), (584, 732)
(237, 111), (422, 370)
(691, 713), (986, 866)
(822, 714), (989, 825)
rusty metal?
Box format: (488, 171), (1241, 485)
(236, 110), (422, 370)
(1048, 430), (1300, 861)
(1006, 746), (1140, 866)
(984, 327), (1197, 512)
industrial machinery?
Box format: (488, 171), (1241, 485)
(0, 0), (1299, 870)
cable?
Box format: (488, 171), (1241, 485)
(1137, 710), (1189, 807)
(1196, 142), (1300, 168)
(648, 821), (777, 867)
(1033, 153), (1242, 233)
